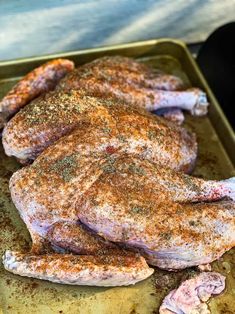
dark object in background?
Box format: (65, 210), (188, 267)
(197, 22), (235, 129)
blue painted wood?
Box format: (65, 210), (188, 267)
(0, 0), (235, 61)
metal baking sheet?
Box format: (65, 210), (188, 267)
(0, 39), (234, 313)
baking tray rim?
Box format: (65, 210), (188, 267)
(1, 38), (189, 65)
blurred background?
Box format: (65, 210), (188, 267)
(0, 0), (235, 60)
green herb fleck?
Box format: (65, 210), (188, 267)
(189, 220), (200, 227)
(49, 153), (78, 182)
(131, 206), (143, 214)
(102, 164), (116, 173)
(102, 127), (111, 134)
(161, 233), (172, 240)
(91, 198), (99, 206)
(147, 130), (157, 140)
(128, 163), (146, 175)
(148, 93), (155, 103)
(117, 135), (127, 143)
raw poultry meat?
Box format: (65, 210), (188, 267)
(71, 56), (185, 91)
(48, 221), (129, 256)
(5, 140), (235, 277)
(155, 107), (185, 124)
(3, 251), (153, 286)
(1, 56), (233, 292)
(159, 272), (225, 314)
(7, 141), (200, 253)
(0, 59), (74, 128)
(80, 196), (235, 270)
(0, 56), (208, 133)
(79, 168), (235, 270)
(2, 90), (197, 171)
(57, 56), (208, 116)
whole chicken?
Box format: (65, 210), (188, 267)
(0, 56), (209, 132)
(3, 130), (235, 284)
(2, 90), (197, 169)
(2, 55), (231, 291)
(58, 56), (208, 116)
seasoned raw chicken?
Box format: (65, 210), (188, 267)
(1, 56), (226, 288)
(0, 56), (207, 131)
(159, 272), (225, 314)
(82, 56), (187, 123)
(58, 57), (208, 116)
(2, 90), (197, 171)
(72, 56), (185, 91)
(7, 144), (235, 271)
(155, 108), (185, 125)
(79, 175), (235, 270)
(0, 59), (74, 128)
(48, 221), (127, 255)
(3, 251), (153, 286)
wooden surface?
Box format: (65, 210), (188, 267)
(0, 0), (235, 61)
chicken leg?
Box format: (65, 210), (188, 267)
(58, 65), (208, 116)
(79, 177), (235, 270)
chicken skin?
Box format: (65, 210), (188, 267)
(159, 272), (225, 313)
(4, 134), (235, 280)
(0, 56), (208, 132)
(2, 90), (197, 170)
(3, 251), (153, 286)
(57, 56), (208, 116)
(0, 59), (74, 128)
(2, 56), (230, 290)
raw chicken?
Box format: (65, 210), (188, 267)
(159, 272), (225, 314)
(0, 59), (74, 128)
(0, 55), (189, 130)
(58, 57), (208, 116)
(2, 90), (197, 170)
(1, 56), (228, 289)
(73, 56), (185, 91)
(79, 173), (235, 269)
(48, 221), (126, 255)
(3, 250), (153, 286)
(6, 147), (235, 271)
(155, 108), (185, 125)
